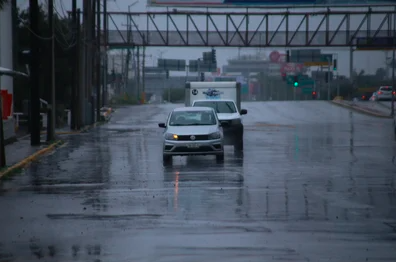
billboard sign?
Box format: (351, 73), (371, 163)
(280, 63), (304, 74)
(147, 0), (395, 8)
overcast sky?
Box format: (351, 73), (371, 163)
(16, 0), (394, 77)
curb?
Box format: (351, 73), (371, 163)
(38, 121), (107, 136)
(0, 140), (64, 180)
(40, 131), (81, 135)
(80, 121), (106, 132)
(330, 100), (393, 119)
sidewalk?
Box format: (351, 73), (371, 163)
(3, 126), (80, 170)
(5, 136), (47, 167)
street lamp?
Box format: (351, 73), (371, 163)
(0, 67), (29, 168)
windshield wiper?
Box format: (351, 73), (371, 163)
(185, 123), (205, 125)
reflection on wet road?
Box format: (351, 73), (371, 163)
(1, 101), (396, 262)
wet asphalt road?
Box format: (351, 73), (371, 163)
(1, 101), (396, 262)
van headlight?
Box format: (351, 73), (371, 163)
(164, 133), (178, 140)
(208, 131), (221, 139)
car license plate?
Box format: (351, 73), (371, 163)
(187, 144), (200, 148)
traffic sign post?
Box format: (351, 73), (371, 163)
(302, 87), (313, 95)
(189, 60), (216, 72)
(289, 49), (333, 66)
(303, 54), (333, 66)
(286, 75), (314, 86)
(144, 67), (165, 73)
(158, 59), (186, 71)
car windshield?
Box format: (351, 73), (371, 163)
(379, 86), (392, 91)
(193, 101), (237, 113)
(169, 110), (217, 126)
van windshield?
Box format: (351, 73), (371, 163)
(193, 101), (237, 113)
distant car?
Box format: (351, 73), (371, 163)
(158, 106), (228, 162)
(376, 86), (395, 101)
(369, 92), (378, 101)
(361, 92), (373, 101)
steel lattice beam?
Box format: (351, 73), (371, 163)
(105, 9), (396, 47)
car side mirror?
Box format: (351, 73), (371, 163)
(240, 109), (247, 115)
(158, 123), (166, 128)
(220, 121), (229, 127)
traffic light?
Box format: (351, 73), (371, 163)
(166, 70), (169, 79)
(211, 49), (216, 64)
(203, 52), (211, 63)
(333, 59), (337, 71)
(312, 91), (317, 99)
(200, 72), (205, 81)
(293, 75), (299, 87)
(286, 50), (290, 62)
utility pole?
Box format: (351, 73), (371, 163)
(90, 0), (95, 124)
(29, 0), (41, 145)
(391, 6), (395, 118)
(47, 0), (55, 141)
(102, 0), (107, 106)
(142, 45), (146, 103)
(95, 0), (101, 121)
(136, 46), (140, 101)
(76, 8), (82, 129)
(327, 57), (331, 100)
(81, 0), (89, 127)
(71, 0), (77, 129)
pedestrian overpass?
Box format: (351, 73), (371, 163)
(104, 6), (396, 48)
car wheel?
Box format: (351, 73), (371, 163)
(163, 154), (172, 163)
(216, 153), (224, 161)
(234, 138), (243, 151)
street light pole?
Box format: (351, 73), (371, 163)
(391, 7), (395, 118)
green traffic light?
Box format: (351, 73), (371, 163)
(294, 82), (299, 87)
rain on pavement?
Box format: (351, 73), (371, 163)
(0, 101), (395, 262)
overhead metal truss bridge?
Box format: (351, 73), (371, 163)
(105, 7), (396, 48)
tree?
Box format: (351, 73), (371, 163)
(0, 0), (8, 10)
(13, 5), (76, 127)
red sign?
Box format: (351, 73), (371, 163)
(280, 63), (304, 73)
(269, 51), (280, 62)
(1, 90), (12, 119)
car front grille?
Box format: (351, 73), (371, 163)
(177, 135), (209, 141)
(174, 146), (214, 152)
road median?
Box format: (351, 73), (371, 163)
(331, 99), (392, 119)
(0, 140), (64, 180)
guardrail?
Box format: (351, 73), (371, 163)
(13, 109), (71, 131)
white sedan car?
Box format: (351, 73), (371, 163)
(376, 86), (394, 101)
(158, 106), (228, 162)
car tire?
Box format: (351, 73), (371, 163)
(216, 153), (224, 161)
(234, 138), (243, 151)
(163, 154), (172, 163)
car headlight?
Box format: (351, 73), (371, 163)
(208, 131), (221, 139)
(164, 133), (178, 140)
